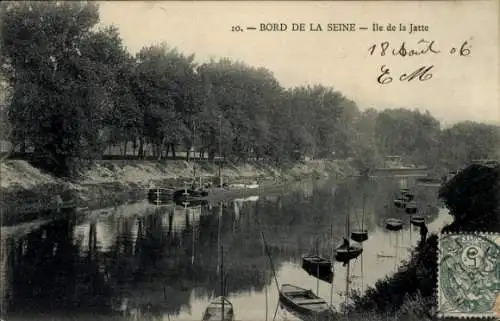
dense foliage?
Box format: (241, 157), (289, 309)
(439, 163), (500, 233)
(1, 2), (499, 176)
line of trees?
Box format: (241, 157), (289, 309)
(0, 2), (498, 177)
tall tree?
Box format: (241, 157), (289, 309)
(1, 1), (110, 176)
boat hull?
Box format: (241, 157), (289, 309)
(202, 296), (234, 321)
(173, 189), (208, 201)
(279, 284), (335, 321)
(147, 188), (174, 203)
(302, 256), (333, 283)
(394, 199), (406, 208)
(385, 219), (403, 231)
(410, 216), (426, 226)
(334, 247), (363, 263)
(405, 206), (417, 214)
(350, 230), (368, 242)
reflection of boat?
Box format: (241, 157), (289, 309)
(410, 215), (425, 226)
(202, 296), (234, 321)
(385, 218), (403, 231)
(302, 255), (333, 283)
(279, 284), (335, 320)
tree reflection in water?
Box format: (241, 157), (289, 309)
(1, 177), (443, 320)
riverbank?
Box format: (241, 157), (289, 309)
(342, 162), (499, 321)
(0, 158), (357, 221)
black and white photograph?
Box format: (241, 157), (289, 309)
(0, 1), (498, 321)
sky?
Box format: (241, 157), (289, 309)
(97, 1), (499, 126)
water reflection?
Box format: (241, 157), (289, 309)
(0, 177), (451, 321)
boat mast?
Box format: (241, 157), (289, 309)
(362, 193), (365, 230)
(345, 261), (350, 315)
(345, 195), (350, 240)
(219, 203), (225, 319)
(329, 223), (334, 307)
(261, 231), (280, 293)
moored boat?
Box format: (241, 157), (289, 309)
(385, 218), (403, 231)
(335, 238), (363, 263)
(410, 215), (426, 226)
(351, 194), (369, 243)
(202, 296), (234, 321)
(350, 229), (368, 242)
(173, 188), (208, 201)
(278, 284), (335, 320)
(394, 198), (406, 208)
(147, 188), (174, 203)
(302, 255), (333, 283)
(405, 201), (417, 214)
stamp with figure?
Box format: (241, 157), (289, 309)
(438, 233), (500, 319)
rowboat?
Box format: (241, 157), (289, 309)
(335, 238), (363, 263)
(202, 296), (234, 321)
(350, 229), (368, 242)
(405, 201), (417, 214)
(302, 255), (334, 283)
(410, 215), (426, 226)
(147, 188), (174, 203)
(279, 284), (335, 320)
(173, 188), (208, 201)
(394, 198), (406, 208)
(351, 194), (369, 243)
(385, 218), (403, 231)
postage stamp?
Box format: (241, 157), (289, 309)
(438, 233), (500, 319)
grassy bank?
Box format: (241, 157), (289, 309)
(0, 158), (357, 220)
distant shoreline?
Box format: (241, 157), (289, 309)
(0, 158), (357, 224)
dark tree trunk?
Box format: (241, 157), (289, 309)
(123, 141), (128, 157)
(165, 143), (170, 159)
(171, 143), (176, 159)
(138, 137), (144, 159)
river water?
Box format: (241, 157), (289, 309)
(0, 177), (452, 321)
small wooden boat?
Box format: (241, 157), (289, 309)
(147, 188), (174, 203)
(350, 229), (368, 242)
(302, 255), (333, 283)
(385, 218), (403, 231)
(400, 188), (415, 201)
(202, 296), (234, 321)
(405, 201), (417, 214)
(279, 284), (335, 320)
(410, 215), (426, 226)
(335, 238), (363, 263)
(394, 198), (406, 208)
(351, 194), (369, 243)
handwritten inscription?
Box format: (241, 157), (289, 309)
(377, 65), (434, 84)
(368, 39), (440, 57)
(369, 38), (472, 85)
